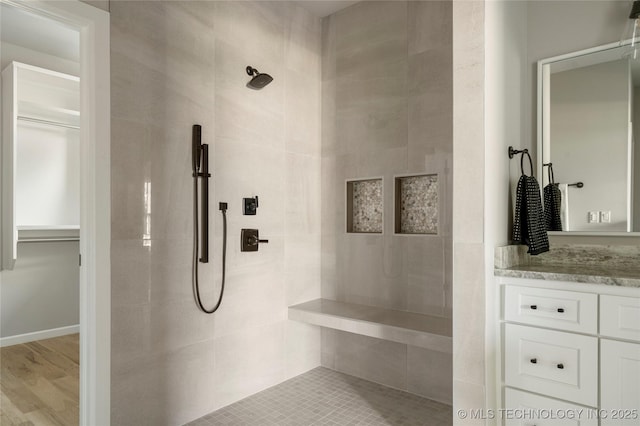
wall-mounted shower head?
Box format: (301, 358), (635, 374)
(246, 66), (273, 90)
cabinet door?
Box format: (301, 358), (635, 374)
(601, 339), (640, 426)
(600, 296), (640, 342)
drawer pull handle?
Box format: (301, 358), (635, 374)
(557, 308), (565, 313)
(530, 358), (537, 364)
(557, 363), (564, 369)
(530, 305), (537, 310)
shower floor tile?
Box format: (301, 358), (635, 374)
(185, 367), (452, 426)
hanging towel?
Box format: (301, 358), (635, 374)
(558, 183), (569, 230)
(513, 153), (549, 255)
(544, 183), (563, 231)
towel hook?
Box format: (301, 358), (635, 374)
(545, 163), (555, 184)
(508, 146), (528, 159)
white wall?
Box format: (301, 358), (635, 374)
(484, 0), (528, 418)
(1, 42), (79, 76)
(634, 89), (640, 230)
(550, 60), (629, 231)
(16, 123), (80, 226)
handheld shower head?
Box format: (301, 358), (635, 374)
(246, 66), (273, 90)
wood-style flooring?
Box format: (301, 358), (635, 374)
(0, 334), (79, 426)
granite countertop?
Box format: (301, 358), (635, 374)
(494, 264), (640, 288)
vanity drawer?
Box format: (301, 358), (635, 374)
(504, 323), (598, 407)
(600, 295), (640, 342)
(504, 286), (597, 334)
(504, 387), (598, 426)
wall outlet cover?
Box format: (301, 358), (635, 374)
(600, 211), (611, 223)
(588, 211), (600, 223)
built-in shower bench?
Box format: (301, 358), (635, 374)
(288, 299), (452, 353)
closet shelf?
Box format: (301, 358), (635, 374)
(288, 298), (452, 353)
(17, 226), (80, 242)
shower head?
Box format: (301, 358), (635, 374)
(246, 66), (273, 90)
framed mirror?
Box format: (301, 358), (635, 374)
(538, 41), (640, 235)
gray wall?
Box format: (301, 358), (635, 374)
(523, 0), (640, 244)
(1, 241), (79, 338)
(550, 60), (630, 231)
(0, 10), (80, 342)
(110, 2), (322, 424)
(320, 1), (452, 404)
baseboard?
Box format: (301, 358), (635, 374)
(0, 324), (79, 347)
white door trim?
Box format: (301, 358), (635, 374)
(1, 1), (111, 424)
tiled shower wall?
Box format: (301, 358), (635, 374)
(110, 2), (322, 424)
(320, 1), (453, 404)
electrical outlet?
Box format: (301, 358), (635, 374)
(588, 211), (600, 223)
(600, 211), (611, 223)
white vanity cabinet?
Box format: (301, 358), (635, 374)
(599, 295), (640, 426)
(500, 279), (640, 426)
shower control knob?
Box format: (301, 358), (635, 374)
(241, 229), (268, 252)
(249, 235), (269, 245)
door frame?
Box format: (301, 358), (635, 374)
(1, 0), (111, 423)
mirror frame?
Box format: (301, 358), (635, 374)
(537, 40), (640, 236)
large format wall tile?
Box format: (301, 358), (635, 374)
(408, 346), (453, 404)
(452, 0), (486, 416)
(320, 0), (453, 403)
(111, 2), (322, 424)
(330, 329), (408, 391)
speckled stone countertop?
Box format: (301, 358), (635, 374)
(494, 244), (640, 288)
(494, 264), (640, 287)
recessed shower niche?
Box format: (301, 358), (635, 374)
(346, 178), (383, 234)
(394, 174), (438, 235)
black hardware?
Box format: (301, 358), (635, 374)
(546, 163), (555, 184)
(508, 146), (528, 159)
(243, 196), (259, 215)
(191, 125), (229, 315)
(246, 65), (274, 90)
(630, 0), (640, 19)
(241, 229), (269, 252)
(530, 358), (537, 364)
(193, 125), (211, 263)
(557, 308), (565, 313)
(568, 182), (584, 188)
(557, 363), (564, 369)
(530, 305), (537, 310)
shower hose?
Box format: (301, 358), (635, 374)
(192, 172), (227, 314)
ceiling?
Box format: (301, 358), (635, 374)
(296, 1), (358, 17)
(1, 3), (79, 62)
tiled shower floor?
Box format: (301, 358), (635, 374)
(186, 367), (452, 426)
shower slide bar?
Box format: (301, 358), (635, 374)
(192, 124), (228, 314)
(17, 115), (80, 130)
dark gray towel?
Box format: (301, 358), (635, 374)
(544, 183), (563, 231)
(513, 175), (549, 255)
